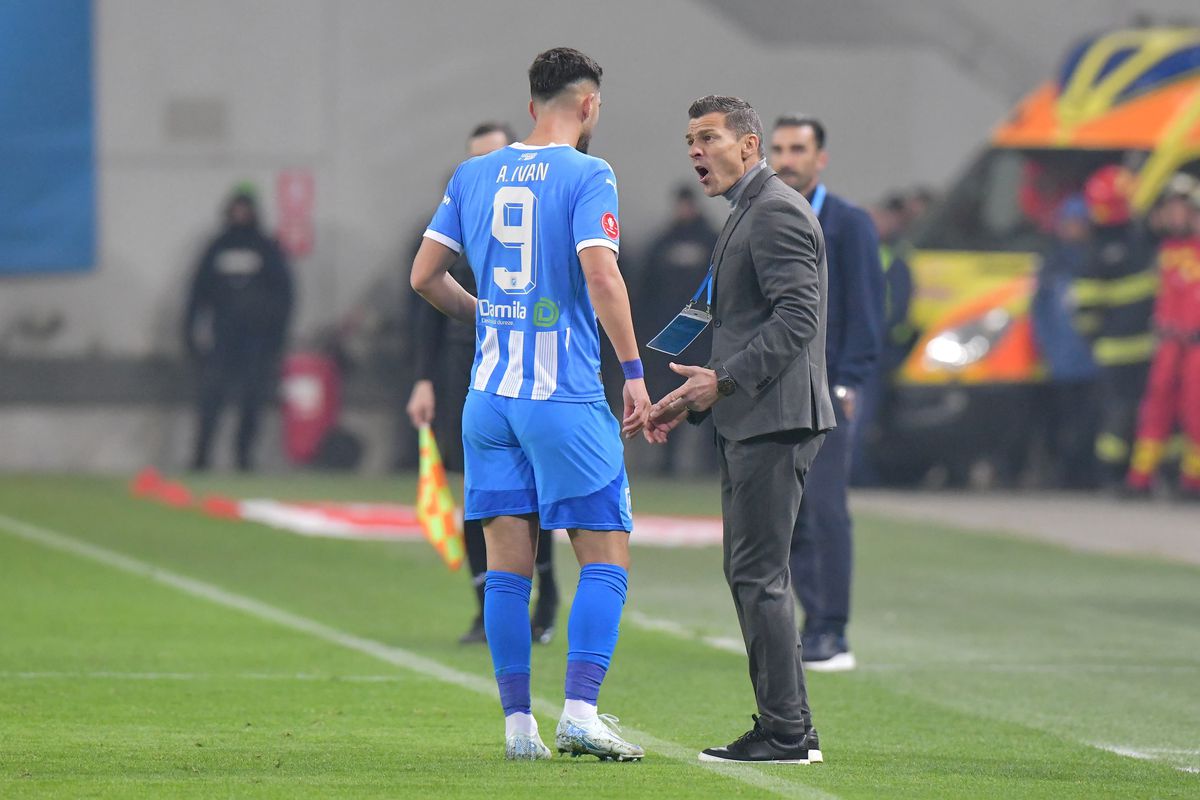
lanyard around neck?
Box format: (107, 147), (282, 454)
(810, 183), (827, 216)
(690, 264), (715, 309)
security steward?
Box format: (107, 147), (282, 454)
(184, 188), (294, 472)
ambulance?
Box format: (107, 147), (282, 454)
(878, 26), (1200, 484)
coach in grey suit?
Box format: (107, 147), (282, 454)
(647, 95), (835, 764)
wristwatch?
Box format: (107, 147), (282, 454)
(716, 367), (736, 397)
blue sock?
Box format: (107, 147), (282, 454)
(565, 563), (628, 704)
(484, 570), (533, 715)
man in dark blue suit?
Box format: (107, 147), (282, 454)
(770, 115), (883, 671)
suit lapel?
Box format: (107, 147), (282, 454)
(711, 168), (775, 302)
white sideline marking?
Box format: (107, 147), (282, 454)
(0, 671), (409, 683)
(627, 611), (744, 654)
(0, 514), (838, 800)
(629, 611), (1200, 673)
(856, 663), (1200, 674)
(627, 610), (1200, 775)
(1093, 744), (1200, 774)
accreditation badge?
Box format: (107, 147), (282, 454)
(647, 265), (715, 356)
(647, 305), (712, 356)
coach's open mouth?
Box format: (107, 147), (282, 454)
(695, 166), (710, 183)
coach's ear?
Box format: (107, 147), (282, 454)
(741, 132), (760, 163)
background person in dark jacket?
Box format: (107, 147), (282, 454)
(1031, 195), (1099, 489)
(184, 188), (294, 471)
(770, 114), (883, 672)
(405, 122), (559, 646)
(636, 185), (719, 475)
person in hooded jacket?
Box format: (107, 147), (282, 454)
(1031, 195), (1100, 488)
(184, 189), (294, 471)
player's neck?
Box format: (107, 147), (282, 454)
(525, 116), (580, 149)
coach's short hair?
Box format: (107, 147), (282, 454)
(688, 95), (764, 158)
(469, 121), (515, 143)
(773, 114), (826, 149)
(528, 47), (603, 103)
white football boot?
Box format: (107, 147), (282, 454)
(555, 713), (644, 762)
(505, 730), (553, 760)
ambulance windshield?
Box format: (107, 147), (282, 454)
(912, 148), (1144, 252)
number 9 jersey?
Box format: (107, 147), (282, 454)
(423, 142), (620, 403)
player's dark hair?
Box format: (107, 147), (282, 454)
(469, 121), (516, 143)
(773, 114), (826, 149)
(688, 95), (764, 158)
(528, 47), (603, 103)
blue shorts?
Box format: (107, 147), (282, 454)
(462, 390), (632, 532)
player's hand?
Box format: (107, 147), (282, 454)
(643, 409), (684, 444)
(621, 378), (651, 439)
(406, 380), (436, 428)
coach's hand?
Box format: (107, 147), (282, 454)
(659, 363), (720, 415)
(621, 378), (651, 439)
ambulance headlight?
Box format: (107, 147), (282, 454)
(922, 308), (1012, 371)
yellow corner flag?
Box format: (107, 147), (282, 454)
(417, 425), (465, 571)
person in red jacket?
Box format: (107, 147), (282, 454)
(1127, 178), (1200, 498)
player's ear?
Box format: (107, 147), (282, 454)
(581, 92), (597, 123)
(528, 99), (537, 122)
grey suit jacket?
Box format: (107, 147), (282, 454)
(692, 167), (836, 441)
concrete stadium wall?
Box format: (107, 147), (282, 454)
(1, 0), (1011, 361)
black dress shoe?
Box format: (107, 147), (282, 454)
(698, 716), (823, 763)
(457, 615), (486, 645)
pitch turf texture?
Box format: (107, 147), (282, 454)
(2, 475), (1197, 799)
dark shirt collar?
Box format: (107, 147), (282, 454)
(723, 159), (768, 210)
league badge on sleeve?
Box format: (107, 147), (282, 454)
(602, 212), (620, 240)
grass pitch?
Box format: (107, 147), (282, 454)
(1, 474), (1197, 799)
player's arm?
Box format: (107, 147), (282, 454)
(580, 246), (650, 438)
(580, 246), (639, 361)
(410, 237), (476, 325)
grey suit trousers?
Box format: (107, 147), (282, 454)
(718, 428), (825, 736)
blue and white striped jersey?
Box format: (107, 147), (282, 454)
(424, 142), (620, 402)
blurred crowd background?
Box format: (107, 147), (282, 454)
(3, 0), (1200, 502)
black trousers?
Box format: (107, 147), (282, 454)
(790, 402), (855, 639)
(718, 428), (824, 736)
(191, 341), (279, 471)
(1035, 379), (1101, 489)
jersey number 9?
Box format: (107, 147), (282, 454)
(491, 186), (537, 295)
